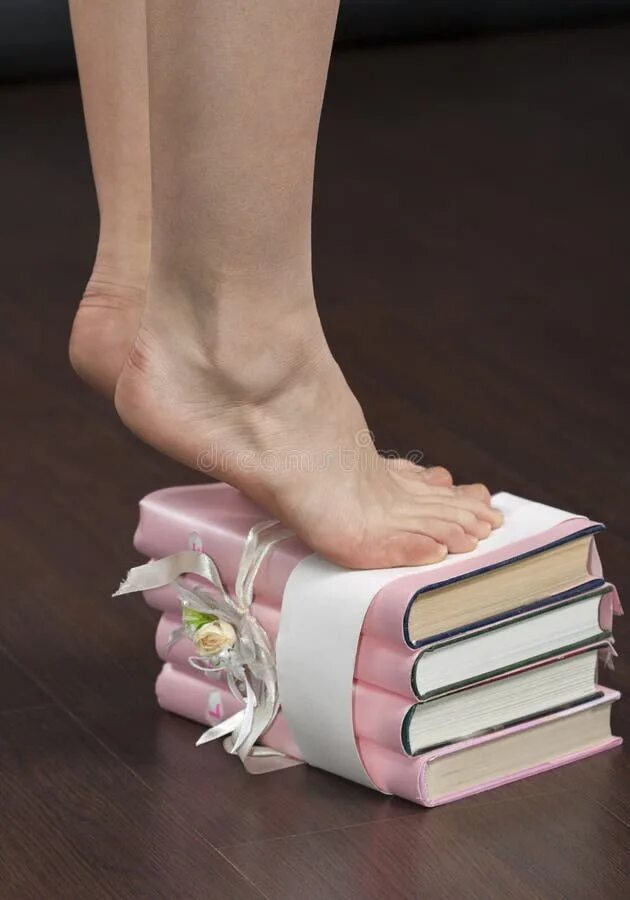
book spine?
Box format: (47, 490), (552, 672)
(134, 504), (308, 610)
(156, 662), (434, 803)
(154, 644), (413, 756)
(152, 593), (419, 700)
(150, 590), (282, 639)
(356, 739), (429, 805)
(155, 663), (303, 759)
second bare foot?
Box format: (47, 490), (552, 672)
(69, 274), (145, 397)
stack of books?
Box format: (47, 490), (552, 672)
(129, 484), (622, 806)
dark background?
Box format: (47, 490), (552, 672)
(1, 6), (630, 899)
(3, 0), (630, 79)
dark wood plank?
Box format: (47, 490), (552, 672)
(0, 495), (421, 846)
(0, 646), (49, 712)
(222, 792), (630, 900)
(0, 706), (263, 900)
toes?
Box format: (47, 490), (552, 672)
(388, 460), (454, 487)
(422, 465), (454, 487)
(382, 532), (448, 567)
(443, 504), (495, 538)
(328, 531), (448, 569)
(389, 467), (496, 514)
(474, 518), (493, 539)
(456, 482), (493, 505)
(413, 518), (477, 553)
(314, 524), (448, 569)
(393, 472), (503, 530)
(392, 472), (458, 498)
(441, 494), (503, 529)
(401, 503), (488, 542)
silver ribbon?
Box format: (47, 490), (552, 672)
(114, 520), (302, 774)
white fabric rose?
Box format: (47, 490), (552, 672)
(193, 620), (237, 656)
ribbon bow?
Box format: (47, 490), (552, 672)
(114, 520), (301, 774)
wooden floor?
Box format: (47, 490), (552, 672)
(2, 23), (630, 900)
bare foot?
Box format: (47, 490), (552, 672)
(68, 275), (457, 495)
(114, 296), (501, 569)
(69, 293), (456, 492)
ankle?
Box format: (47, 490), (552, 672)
(82, 274), (146, 312)
(145, 268), (325, 375)
(131, 280), (332, 405)
(85, 228), (151, 303)
(147, 260), (314, 322)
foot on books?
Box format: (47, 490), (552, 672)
(114, 292), (503, 568)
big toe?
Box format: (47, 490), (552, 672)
(383, 531), (449, 567)
(315, 528), (448, 569)
(451, 487), (504, 529)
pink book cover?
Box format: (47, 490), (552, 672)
(157, 659), (414, 756)
(134, 484), (620, 651)
(155, 663), (621, 807)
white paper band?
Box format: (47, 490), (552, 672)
(276, 557), (422, 789)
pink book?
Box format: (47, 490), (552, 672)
(136, 484), (620, 700)
(156, 663), (621, 807)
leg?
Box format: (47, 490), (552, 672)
(68, 0), (151, 396)
(116, 0), (501, 567)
